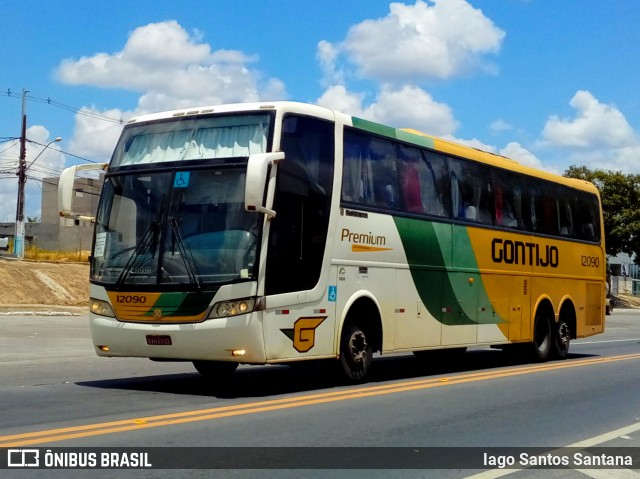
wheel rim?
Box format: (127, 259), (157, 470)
(557, 322), (570, 353)
(348, 330), (369, 367)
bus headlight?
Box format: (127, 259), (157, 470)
(89, 298), (116, 318)
(210, 298), (256, 318)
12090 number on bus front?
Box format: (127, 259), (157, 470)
(581, 255), (600, 268)
(116, 295), (147, 304)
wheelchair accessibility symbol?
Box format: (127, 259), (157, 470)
(174, 171), (191, 188)
(328, 285), (337, 302)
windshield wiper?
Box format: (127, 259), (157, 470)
(168, 217), (201, 290)
(115, 221), (160, 288)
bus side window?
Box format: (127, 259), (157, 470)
(449, 158), (493, 225)
(574, 192), (600, 242)
(342, 131), (370, 204)
(493, 170), (522, 229)
(476, 171), (494, 225)
(558, 197), (574, 237)
(399, 145), (424, 213)
(370, 138), (399, 210)
(421, 150), (448, 217)
(342, 130), (398, 211)
(451, 171), (463, 219)
(400, 157), (423, 213)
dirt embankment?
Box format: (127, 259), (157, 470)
(0, 259), (89, 308)
(1, 258), (638, 311)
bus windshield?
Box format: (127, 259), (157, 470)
(91, 166), (259, 287)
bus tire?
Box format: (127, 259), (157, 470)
(531, 313), (552, 361)
(193, 360), (238, 378)
(552, 319), (570, 359)
(339, 324), (373, 382)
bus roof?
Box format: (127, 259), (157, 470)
(124, 101), (599, 196)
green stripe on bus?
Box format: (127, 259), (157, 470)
(145, 291), (215, 317)
(394, 217), (502, 326)
(352, 117), (436, 149)
(352, 117), (397, 139)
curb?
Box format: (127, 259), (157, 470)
(0, 305), (87, 316)
(0, 310), (82, 316)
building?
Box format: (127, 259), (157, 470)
(0, 175), (102, 252)
(609, 252), (639, 296)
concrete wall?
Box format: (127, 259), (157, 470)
(0, 222), (94, 252)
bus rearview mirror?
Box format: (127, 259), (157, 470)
(58, 163), (108, 222)
(245, 152), (285, 219)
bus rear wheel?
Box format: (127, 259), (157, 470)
(552, 319), (570, 359)
(339, 324), (373, 382)
(192, 360), (238, 378)
(531, 313), (552, 361)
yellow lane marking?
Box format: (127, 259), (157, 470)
(2, 353), (640, 447)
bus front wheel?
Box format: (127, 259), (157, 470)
(193, 360), (238, 378)
(339, 324), (373, 382)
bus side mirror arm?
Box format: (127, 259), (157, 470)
(245, 152), (285, 220)
(58, 163), (108, 221)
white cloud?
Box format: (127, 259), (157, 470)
(489, 119), (514, 134)
(541, 90), (640, 172)
(317, 40), (344, 87)
(316, 85), (366, 117)
(56, 20), (288, 164)
(542, 90), (636, 149)
(442, 135), (547, 171)
(57, 20), (283, 106)
(499, 141), (546, 171)
(320, 0), (505, 83)
(67, 108), (128, 162)
(317, 84), (458, 136)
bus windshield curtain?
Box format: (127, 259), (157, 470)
(120, 123), (268, 165)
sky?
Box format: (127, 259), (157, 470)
(1, 0), (639, 224)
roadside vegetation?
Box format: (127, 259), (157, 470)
(24, 245), (90, 263)
(565, 166), (640, 261)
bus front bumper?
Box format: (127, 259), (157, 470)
(88, 313), (267, 364)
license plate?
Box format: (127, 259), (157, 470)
(146, 335), (172, 346)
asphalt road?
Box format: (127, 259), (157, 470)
(1, 309), (640, 479)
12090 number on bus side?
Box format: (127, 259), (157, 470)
(581, 255), (600, 268)
(116, 295), (147, 304)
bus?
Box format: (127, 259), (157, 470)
(58, 101), (606, 382)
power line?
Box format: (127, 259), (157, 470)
(4, 90), (116, 165)
(27, 139), (102, 164)
(4, 88), (126, 125)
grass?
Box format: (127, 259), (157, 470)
(24, 245), (90, 263)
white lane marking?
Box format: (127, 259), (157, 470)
(465, 421), (640, 478)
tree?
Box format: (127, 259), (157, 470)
(565, 165), (640, 261)
(26, 216), (40, 223)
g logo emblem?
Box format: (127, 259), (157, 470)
(293, 317), (326, 352)
(281, 317), (326, 353)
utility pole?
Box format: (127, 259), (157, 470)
(14, 89), (28, 258)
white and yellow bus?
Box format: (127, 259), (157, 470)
(59, 101), (606, 381)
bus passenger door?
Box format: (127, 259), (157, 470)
(260, 113), (337, 362)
